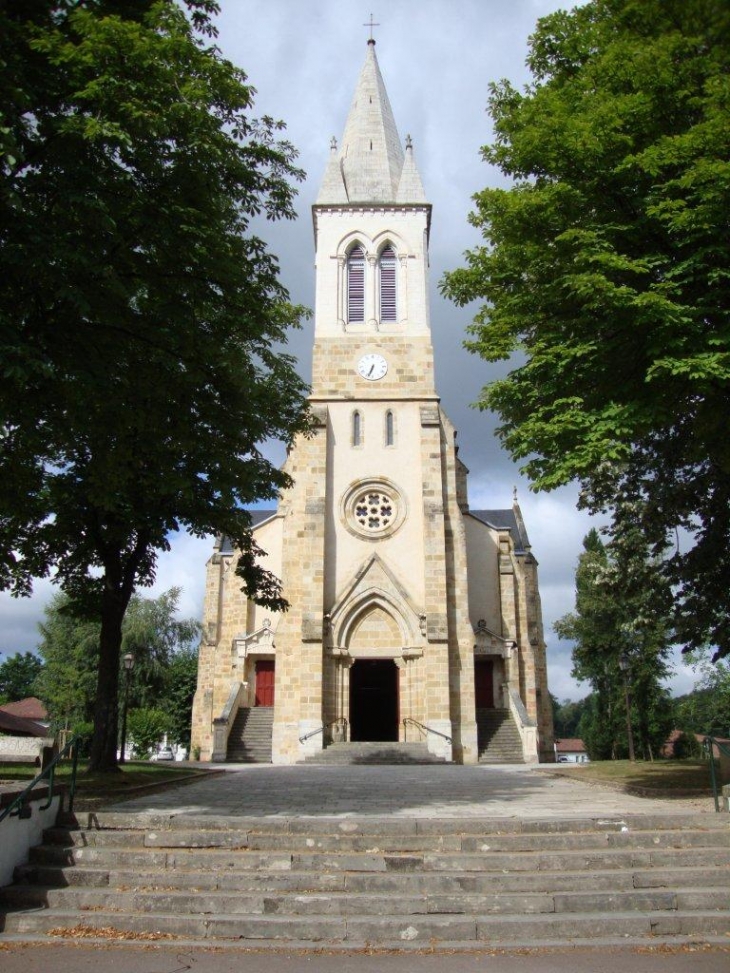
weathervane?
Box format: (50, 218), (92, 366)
(363, 13), (380, 41)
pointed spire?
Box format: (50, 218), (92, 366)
(317, 41), (427, 206)
(396, 134), (428, 203)
(316, 134), (348, 203)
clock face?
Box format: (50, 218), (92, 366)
(357, 353), (388, 381)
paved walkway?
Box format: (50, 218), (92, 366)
(108, 764), (716, 819)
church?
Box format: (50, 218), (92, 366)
(190, 39), (553, 766)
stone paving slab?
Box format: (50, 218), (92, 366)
(105, 763), (718, 819)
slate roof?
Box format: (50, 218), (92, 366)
(468, 509), (531, 554)
(216, 510), (277, 555)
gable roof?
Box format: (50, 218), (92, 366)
(0, 710), (49, 737)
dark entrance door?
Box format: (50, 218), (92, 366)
(255, 660), (275, 707)
(474, 659), (494, 708)
(350, 659), (399, 742)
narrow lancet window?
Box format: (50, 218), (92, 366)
(385, 410), (394, 446)
(353, 410), (362, 446)
(379, 245), (397, 322)
(347, 245), (365, 323)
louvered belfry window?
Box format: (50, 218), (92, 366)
(347, 245), (365, 323)
(379, 245), (397, 322)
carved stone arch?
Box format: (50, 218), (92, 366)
(328, 554), (424, 657)
(337, 592), (412, 656)
(372, 229), (407, 258)
(338, 231), (375, 259)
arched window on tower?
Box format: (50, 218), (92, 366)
(385, 410), (395, 446)
(379, 245), (397, 322)
(352, 410), (362, 447)
(347, 245), (365, 323)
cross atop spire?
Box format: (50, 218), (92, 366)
(363, 14), (380, 42)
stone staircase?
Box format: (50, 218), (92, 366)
(302, 742), (448, 765)
(477, 708), (525, 763)
(226, 707), (273, 763)
(1, 812), (729, 948)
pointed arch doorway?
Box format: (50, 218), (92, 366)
(349, 659), (399, 742)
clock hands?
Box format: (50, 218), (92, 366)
(368, 364), (375, 376)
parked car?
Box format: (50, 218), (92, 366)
(155, 746), (174, 761)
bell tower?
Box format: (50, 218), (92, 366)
(311, 38), (435, 401)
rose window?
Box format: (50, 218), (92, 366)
(354, 491), (394, 532)
(342, 479), (405, 539)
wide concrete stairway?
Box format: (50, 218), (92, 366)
(302, 742), (448, 765)
(1, 812), (729, 948)
(477, 708), (525, 763)
(226, 707), (273, 763)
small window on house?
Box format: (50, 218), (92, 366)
(353, 410), (362, 446)
(347, 245), (365, 323)
(379, 245), (397, 322)
(385, 410), (394, 446)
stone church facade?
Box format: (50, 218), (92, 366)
(191, 40), (553, 765)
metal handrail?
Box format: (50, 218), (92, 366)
(402, 718), (452, 744)
(703, 735), (730, 813)
(299, 718), (348, 744)
(0, 734), (84, 825)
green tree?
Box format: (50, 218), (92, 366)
(35, 596), (100, 730)
(442, 0), (730, 659)
(36, 589), (200, 737)
(0, 1), (310, 771)
(0, 651), (44, 704)
(126, 708), (171, 758)
(121, 588), (200, 711)
(555, 528), (673, 760)
(163, 645), (199, 750)
(676, 650), (730, 737)
(551, 695), (590, 739)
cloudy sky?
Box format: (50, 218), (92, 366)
(0, 0), (698, 701)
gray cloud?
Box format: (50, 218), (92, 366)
(0, 0), (694, 704)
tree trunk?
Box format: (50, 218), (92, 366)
(88, 584), (132, 773)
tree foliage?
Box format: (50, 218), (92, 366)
(551, 694), (590, 739)
(163, 645), (199, 749)
(36, 589), (200, 737)
(675, 650), (730, 738)
(0, 1), (310, 770)
(35, 596), (100, 729)
(555, 528), (674, 759)
(442, 0), (730, 659)
(0, 651), (44, 704)
(126, 707), (171, 758)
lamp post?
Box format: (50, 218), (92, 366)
(119, 653), (135, 765)
(618, 651), (636, 762)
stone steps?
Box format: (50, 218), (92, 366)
(302, 742), (448, 765)
(476, 708), (525, 763)
(1, 812), (728, 948)
(226, 707), (273, 763)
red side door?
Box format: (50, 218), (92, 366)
(474, 659), (494, 708)
(255, 660), (275, 707)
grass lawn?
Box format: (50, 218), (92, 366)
(0, 760), (216, 811)
(551, 758), (716, 796)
